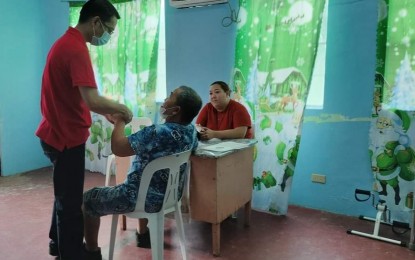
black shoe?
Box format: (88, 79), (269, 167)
(136, 230), (151, 248)
(83, 244), (102, 260)
(49, 240), (59, 257)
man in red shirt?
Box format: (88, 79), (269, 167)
(35, 1), (132, 259)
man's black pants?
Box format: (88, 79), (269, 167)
(41, 141), (85, 260)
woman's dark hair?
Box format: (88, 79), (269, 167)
(210, 81), (231, 96)
(78, 0), (120, 24)
(175, 86), (202, 124)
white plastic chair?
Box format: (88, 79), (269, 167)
(108, 149), (192, 260)
(104, 117), (152, 186)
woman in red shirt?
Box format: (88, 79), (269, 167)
(196, 81), (252, 140)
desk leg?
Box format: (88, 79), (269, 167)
(244, 200), (251, 227)
(212, 223), (221, 257)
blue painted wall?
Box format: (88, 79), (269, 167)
(289, 0), (378, 217)
(165, 0), (237, 105)
(1, 0), (379, 218)
(0, 0), (68, 176)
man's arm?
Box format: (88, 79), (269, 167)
(79, 87), (132, 123)
(109, 114), (135, 157)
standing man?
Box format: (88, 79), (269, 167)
(35, 1), (132, 259)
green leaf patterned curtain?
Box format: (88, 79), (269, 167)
(69, 0), (160, 120)
(233, 0), (326, 214)
(369, 0), (415, 224)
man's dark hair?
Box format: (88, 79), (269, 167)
(175, 86), (202, 124)
(78, 0), (120, 23)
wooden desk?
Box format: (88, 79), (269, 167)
(189, 141), (255, 256)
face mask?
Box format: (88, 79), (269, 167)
(91, 20), (111, 46)
(159, 106), (177, 119)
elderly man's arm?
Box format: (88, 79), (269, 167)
(109, 114), (135, 157)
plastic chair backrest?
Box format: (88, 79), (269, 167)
(134, 149), (192, 213)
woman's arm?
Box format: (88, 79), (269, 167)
(200, 126), (247, 140)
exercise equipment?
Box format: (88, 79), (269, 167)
(347, 189), (409, 247)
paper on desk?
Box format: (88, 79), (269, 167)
(200, 141), (249, 152)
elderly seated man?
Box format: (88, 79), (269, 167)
(82, 86), (202, 260)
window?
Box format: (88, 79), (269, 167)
(156, 0), (167, 102)
(306, 0), (328, 109)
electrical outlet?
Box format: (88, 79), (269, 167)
(311, 173), (326, 184)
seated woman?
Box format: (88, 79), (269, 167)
(196, 81), (253, 140)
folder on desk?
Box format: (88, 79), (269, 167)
(200, 141), (249, 152)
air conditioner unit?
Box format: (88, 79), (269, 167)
(170, 0), (227, 8)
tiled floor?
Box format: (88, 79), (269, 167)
(1, 167), (415, 260)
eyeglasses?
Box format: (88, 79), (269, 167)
(100, 19), (115, 35)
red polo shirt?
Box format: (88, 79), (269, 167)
(36, 27), (97, 151)
(196, 99), (253, 139)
